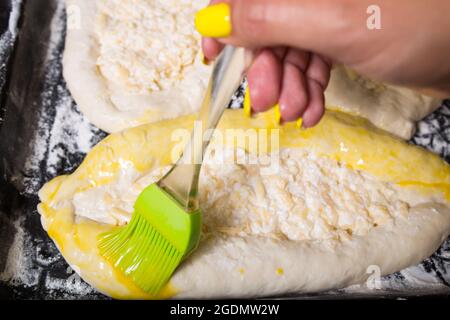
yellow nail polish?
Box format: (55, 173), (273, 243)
(296, 117), (303, 129)
(243, 87), (252, 117)
(274, 104), (281, 125)
(200, 52), (210, 65)
(195, 3), (232, 38)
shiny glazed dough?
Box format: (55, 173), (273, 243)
(38, 109), (450, 299)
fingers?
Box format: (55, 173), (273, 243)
(246, 49), (282, 113)
(200, 0), (227, 60)
(302, 54), (330, 127)
(247, 49), (331, 127)
(202, 37), (224, 62)
(278, 50), (310, 122)
(196, 0), (354, 58)
(302, 79), (326, 128)
(306, 54), (332, 90)
(197, 1), (332, 127)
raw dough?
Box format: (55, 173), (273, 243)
(38, 109), (450, 299)
(63, 0), (211, 133)
(326, 67), (441, 140)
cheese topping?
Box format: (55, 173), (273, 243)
(95, 0), (207, 94)
(72, 147), (426, 242)
(38, 110), (450, 299)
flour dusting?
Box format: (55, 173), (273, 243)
(22, 0), (105, 195)
(0, 216), (39, 288)
(0, 0), (21, 52)
(1, 0), (104, 299)
(0, 0), (22, 111)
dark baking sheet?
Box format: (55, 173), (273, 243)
(0, 0), (449, 300)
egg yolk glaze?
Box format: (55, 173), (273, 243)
(38, 109), (450, 299)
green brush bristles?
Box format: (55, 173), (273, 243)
(98, 184), (202, 296)
(98, 215), (184, 294)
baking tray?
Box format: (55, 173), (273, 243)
(0, 0), (449, 300)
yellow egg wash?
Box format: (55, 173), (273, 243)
(38, 200), (177, 299)
(38, 109), (450, 299)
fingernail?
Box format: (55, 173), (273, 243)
(195, 3), (232, 38)
(243, 87), (252, 117)
(274, 104), (282, 125)
(200, 52), (211, 65)
(296, 118), (303, 129)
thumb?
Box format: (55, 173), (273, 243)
(195, 0), (372, 62)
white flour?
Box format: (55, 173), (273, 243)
(0, 0), (22, 108)
(9, 0), (21, 37)
(0, 212), (96, 297)
(22, 0), (104, 195)
(1, 0), (100, 298)
(0, 0), (21, 49)
(0, 216), (39, 287)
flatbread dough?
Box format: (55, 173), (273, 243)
(63, 0), (211, 133)
(38, 109), (450, 299)
(64, 1), (440, 138)
(326, 67), (441, 140)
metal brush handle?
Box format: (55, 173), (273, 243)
(158, 46), (252, 212)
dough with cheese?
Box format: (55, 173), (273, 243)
(326, 67), (441, 140)
(38, 109), (450, 299)
(63, 0), (211, 133)
(64, 1), (440, 138)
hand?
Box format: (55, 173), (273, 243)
(196, 0), (450, 127)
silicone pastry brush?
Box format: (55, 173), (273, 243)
(98, 46), (252, 295)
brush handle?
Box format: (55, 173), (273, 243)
(158, 46), (252, 211)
